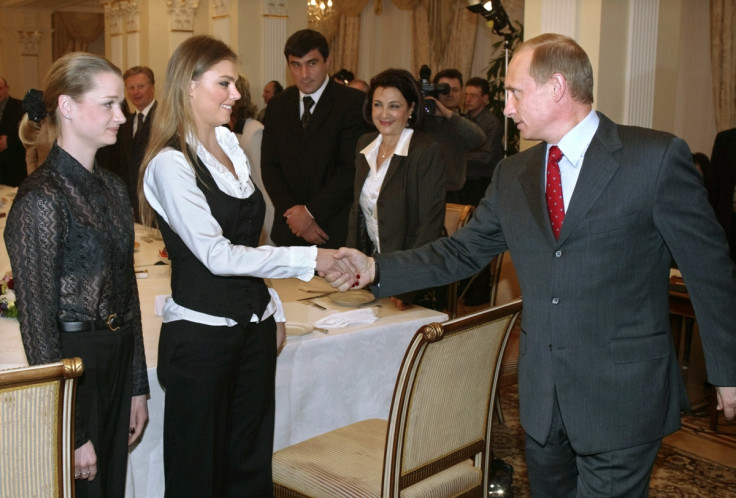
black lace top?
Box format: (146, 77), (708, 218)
(4, 144), (149, 396)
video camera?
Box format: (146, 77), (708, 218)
(418, 65), (450, 115)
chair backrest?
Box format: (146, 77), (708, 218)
(0, 357), (84, 498)
(443, 203), (475, 237)
(444, 203), (476, 318)
(490, 250), (522, 307)
(381, 300), (522, 496)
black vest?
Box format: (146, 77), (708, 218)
(156, 143), (270, 324)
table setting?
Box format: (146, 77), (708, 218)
(274, 276), (383, 337)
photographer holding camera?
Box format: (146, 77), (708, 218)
(420, 68), (485, 202)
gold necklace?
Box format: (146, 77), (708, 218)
(378, 142), (396, 163)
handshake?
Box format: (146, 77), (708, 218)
(315, 248), (375, 292)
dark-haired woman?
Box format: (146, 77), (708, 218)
(346, 68), (446, 309)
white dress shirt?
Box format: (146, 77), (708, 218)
(359, 128), (414, 253)
(299, 75), (329, 117)
(546, 109), (600, 211)
(143, 126), (317, 326)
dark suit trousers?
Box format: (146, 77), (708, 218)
(61, 326), (134, 498)
(157, 316), (277, 497)
(525, 392), (661, 497)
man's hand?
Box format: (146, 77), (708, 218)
(301, 221), (329, 245)
(0, 135), (7, 153)
(716, 386), (736, 420)
(424, 97), (453, 119)
(285, 205), (329, 245)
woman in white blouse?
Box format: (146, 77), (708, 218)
(229, 75), (274, 246)
(138, 35), (347, 496)
(346, 68), (446, 310)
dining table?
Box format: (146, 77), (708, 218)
(0, 184), (449, 497)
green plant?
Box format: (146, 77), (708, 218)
(485, 22), (524, 156)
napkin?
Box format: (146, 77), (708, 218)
(315, 307), (379, 328)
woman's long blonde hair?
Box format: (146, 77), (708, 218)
(138, 35), (237, 227)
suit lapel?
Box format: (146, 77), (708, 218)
(381, 131), (414, 191)
(557, 114), (623, 244)
(303, 80), (335, 137)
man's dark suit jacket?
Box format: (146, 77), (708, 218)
(373, 112), (736, 455)
(346, 130), (445, 255)
(0, 97), (27, 187)
(707, 127), (736, 259)
(97, 102), (157, 221)
(261, 80), (367, 248)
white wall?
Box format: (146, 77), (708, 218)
(0, 0), (718, 154)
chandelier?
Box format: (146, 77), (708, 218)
(308, 0), (334, 23)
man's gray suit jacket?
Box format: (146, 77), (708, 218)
(374, 112), (736, 454)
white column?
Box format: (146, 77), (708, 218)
(18, 31), (42, 91)
(540, 0), (577, 38)
(124, 1), (141, 67)
(168, 0), (200, 49)
(624, 0), (659, 127)
(104, 1), (125, 69)
(263, 0), (288, 86)
(211, 0), (231, 44)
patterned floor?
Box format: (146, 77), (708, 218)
(491, 387), (736, 497)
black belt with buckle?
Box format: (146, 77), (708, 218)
(59, 310), (135, 333)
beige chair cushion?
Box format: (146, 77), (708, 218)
(273, 419), (482, 497)
(274, 419), (386, 497)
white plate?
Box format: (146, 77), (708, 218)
(285, 322), (314, 336)
(327, 290), (375, 307)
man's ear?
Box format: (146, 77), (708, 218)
(550, 73), (566, 102)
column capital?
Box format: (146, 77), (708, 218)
(167, 0), (200, 32)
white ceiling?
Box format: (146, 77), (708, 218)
(0, 0), (103, 12)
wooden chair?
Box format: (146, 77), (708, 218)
(273, 300), (522, 497)
(0, 357), (84, 498)
(444, 203), (476, 318)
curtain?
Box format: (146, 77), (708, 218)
(52, 12), (105, 60)
(413, 0), (478, 78)
(710, 0), (736, 131)
(317, 0), (477, 80)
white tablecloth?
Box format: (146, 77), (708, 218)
(0, 190), (448, 497)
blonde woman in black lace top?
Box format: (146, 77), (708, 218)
(4, 52), (149, 498)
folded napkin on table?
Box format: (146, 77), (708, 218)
(315, 307), (379, 328)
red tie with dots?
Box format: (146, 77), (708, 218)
(546, 145), (564, 239)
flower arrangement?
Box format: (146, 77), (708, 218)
(0, 272), (18, 319)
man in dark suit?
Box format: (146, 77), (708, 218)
(98, 66), (156, 221)
(328, 34), (736, 496)
(261, 29), (368, 248)
(707, 127), (736, 262)
(0, 77), (27, 186)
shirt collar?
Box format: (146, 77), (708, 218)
(361, 127), (415, 157)
(552, 109), (599, 168)
(136, 99), (156, 118)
